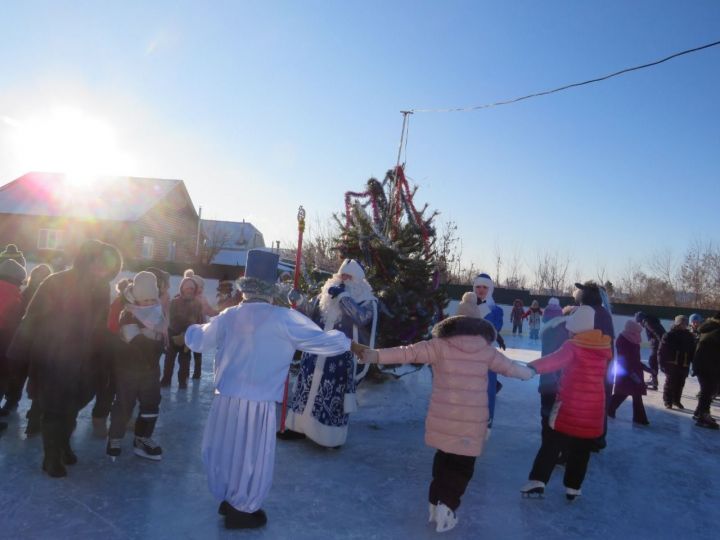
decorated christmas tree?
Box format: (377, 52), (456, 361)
(333, 166), (449, 348)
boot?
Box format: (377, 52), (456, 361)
(276, 429), (306, 440)
(0, 401), (17, 417)
(434, 503), (458, 533)
(41, 424), (67, 478)
(61, 443), (78, 465)
(92, 417), (108, 438)
(695, 413), (719, 430)
(224, 506), (267, 529)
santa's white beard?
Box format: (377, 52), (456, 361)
(318, 275), (374, 330)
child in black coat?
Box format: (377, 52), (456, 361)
(107, 271), (167, 461)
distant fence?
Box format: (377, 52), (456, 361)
(445, 283), (717, 319)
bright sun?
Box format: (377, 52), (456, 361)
(8, 106), (136, 185)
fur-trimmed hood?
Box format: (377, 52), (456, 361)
(432, 315), (497, 344)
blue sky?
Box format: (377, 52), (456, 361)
(1, 1), (718, 283)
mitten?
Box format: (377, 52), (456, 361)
(328, 283), (346, 298)
(287, 288), (304, 305)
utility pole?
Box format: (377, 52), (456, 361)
(195, 205), (203, 257)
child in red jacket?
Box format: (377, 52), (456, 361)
(521, 305), (612, 500)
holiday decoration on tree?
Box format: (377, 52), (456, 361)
(334, 165), (448, 348)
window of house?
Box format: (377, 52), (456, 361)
(142, 236), (154, 259)
(37, 228), (64, 250)
(167, 240), (177, 261)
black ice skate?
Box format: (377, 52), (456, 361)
(133, 436), (163, 460)
(695, 414), (719, 430)
(106, 438), (122, 461)
(520, 480), (545, 498)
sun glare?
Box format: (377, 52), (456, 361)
(8, 106), (136, 184)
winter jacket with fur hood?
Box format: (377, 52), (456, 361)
(530, 329), (612, 439)
(362, 316), (532, 457)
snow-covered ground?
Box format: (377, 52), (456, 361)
(1, 329), (718, 540)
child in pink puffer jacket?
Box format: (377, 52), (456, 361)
(354, 314), (534, 533)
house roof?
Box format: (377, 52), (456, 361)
(201, 219), (265, 250)
(0, 172), (191, 221)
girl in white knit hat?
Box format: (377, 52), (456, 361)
(106, 271), (167, 461)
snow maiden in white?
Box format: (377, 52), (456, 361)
(184, 250), (350, 530)
(280, 259), (377, 448)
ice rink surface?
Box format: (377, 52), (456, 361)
(1, 329), (718, 539)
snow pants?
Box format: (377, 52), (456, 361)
(512, 322), (522, 335)
(109, 336), (162, 440)
(428, 450), (476, 511)
(662, 364), (689, 407)
(162, 342), (191, 385)
(193, 352), (202, 378)
(528, 429), (592, 490)
(608, 392), (648, 423)
(695, 373), (720, 417)
(91, 333), (130, 420)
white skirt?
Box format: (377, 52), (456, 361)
(202, 395), (276, 512)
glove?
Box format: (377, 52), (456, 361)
(287, 288), (303, 305)
(328, 283), (346, 298)
(172, 333), (186, 347)
(496, 334), (506, 351)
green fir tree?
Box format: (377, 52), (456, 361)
(332, 167), (448, 348)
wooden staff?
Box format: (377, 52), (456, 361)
(279, 205), (305, 433)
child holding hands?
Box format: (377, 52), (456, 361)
(353, 314), (534, 533)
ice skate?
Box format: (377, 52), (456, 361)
(428, 502), (437, 524)
(434, 503), (457, 533)
(695, 413), (719, 430)
(565, 487), (581, 501)
(521, 480), (545, 498)
(673, 401), (685, 410)
(133, 436), (163, 460)
(106, 438), (122, 461)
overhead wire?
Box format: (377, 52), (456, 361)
(410, 39), (720, 114)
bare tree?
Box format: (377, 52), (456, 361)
(436, 221), (465, 285)
(505, 249), (528, 289)
(595, 263), (608, 286)
(199, 222), (233, 264)
(647, 248), (679, 302)
(531, 251), (571, 295)
(493, 241), (502, 286)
